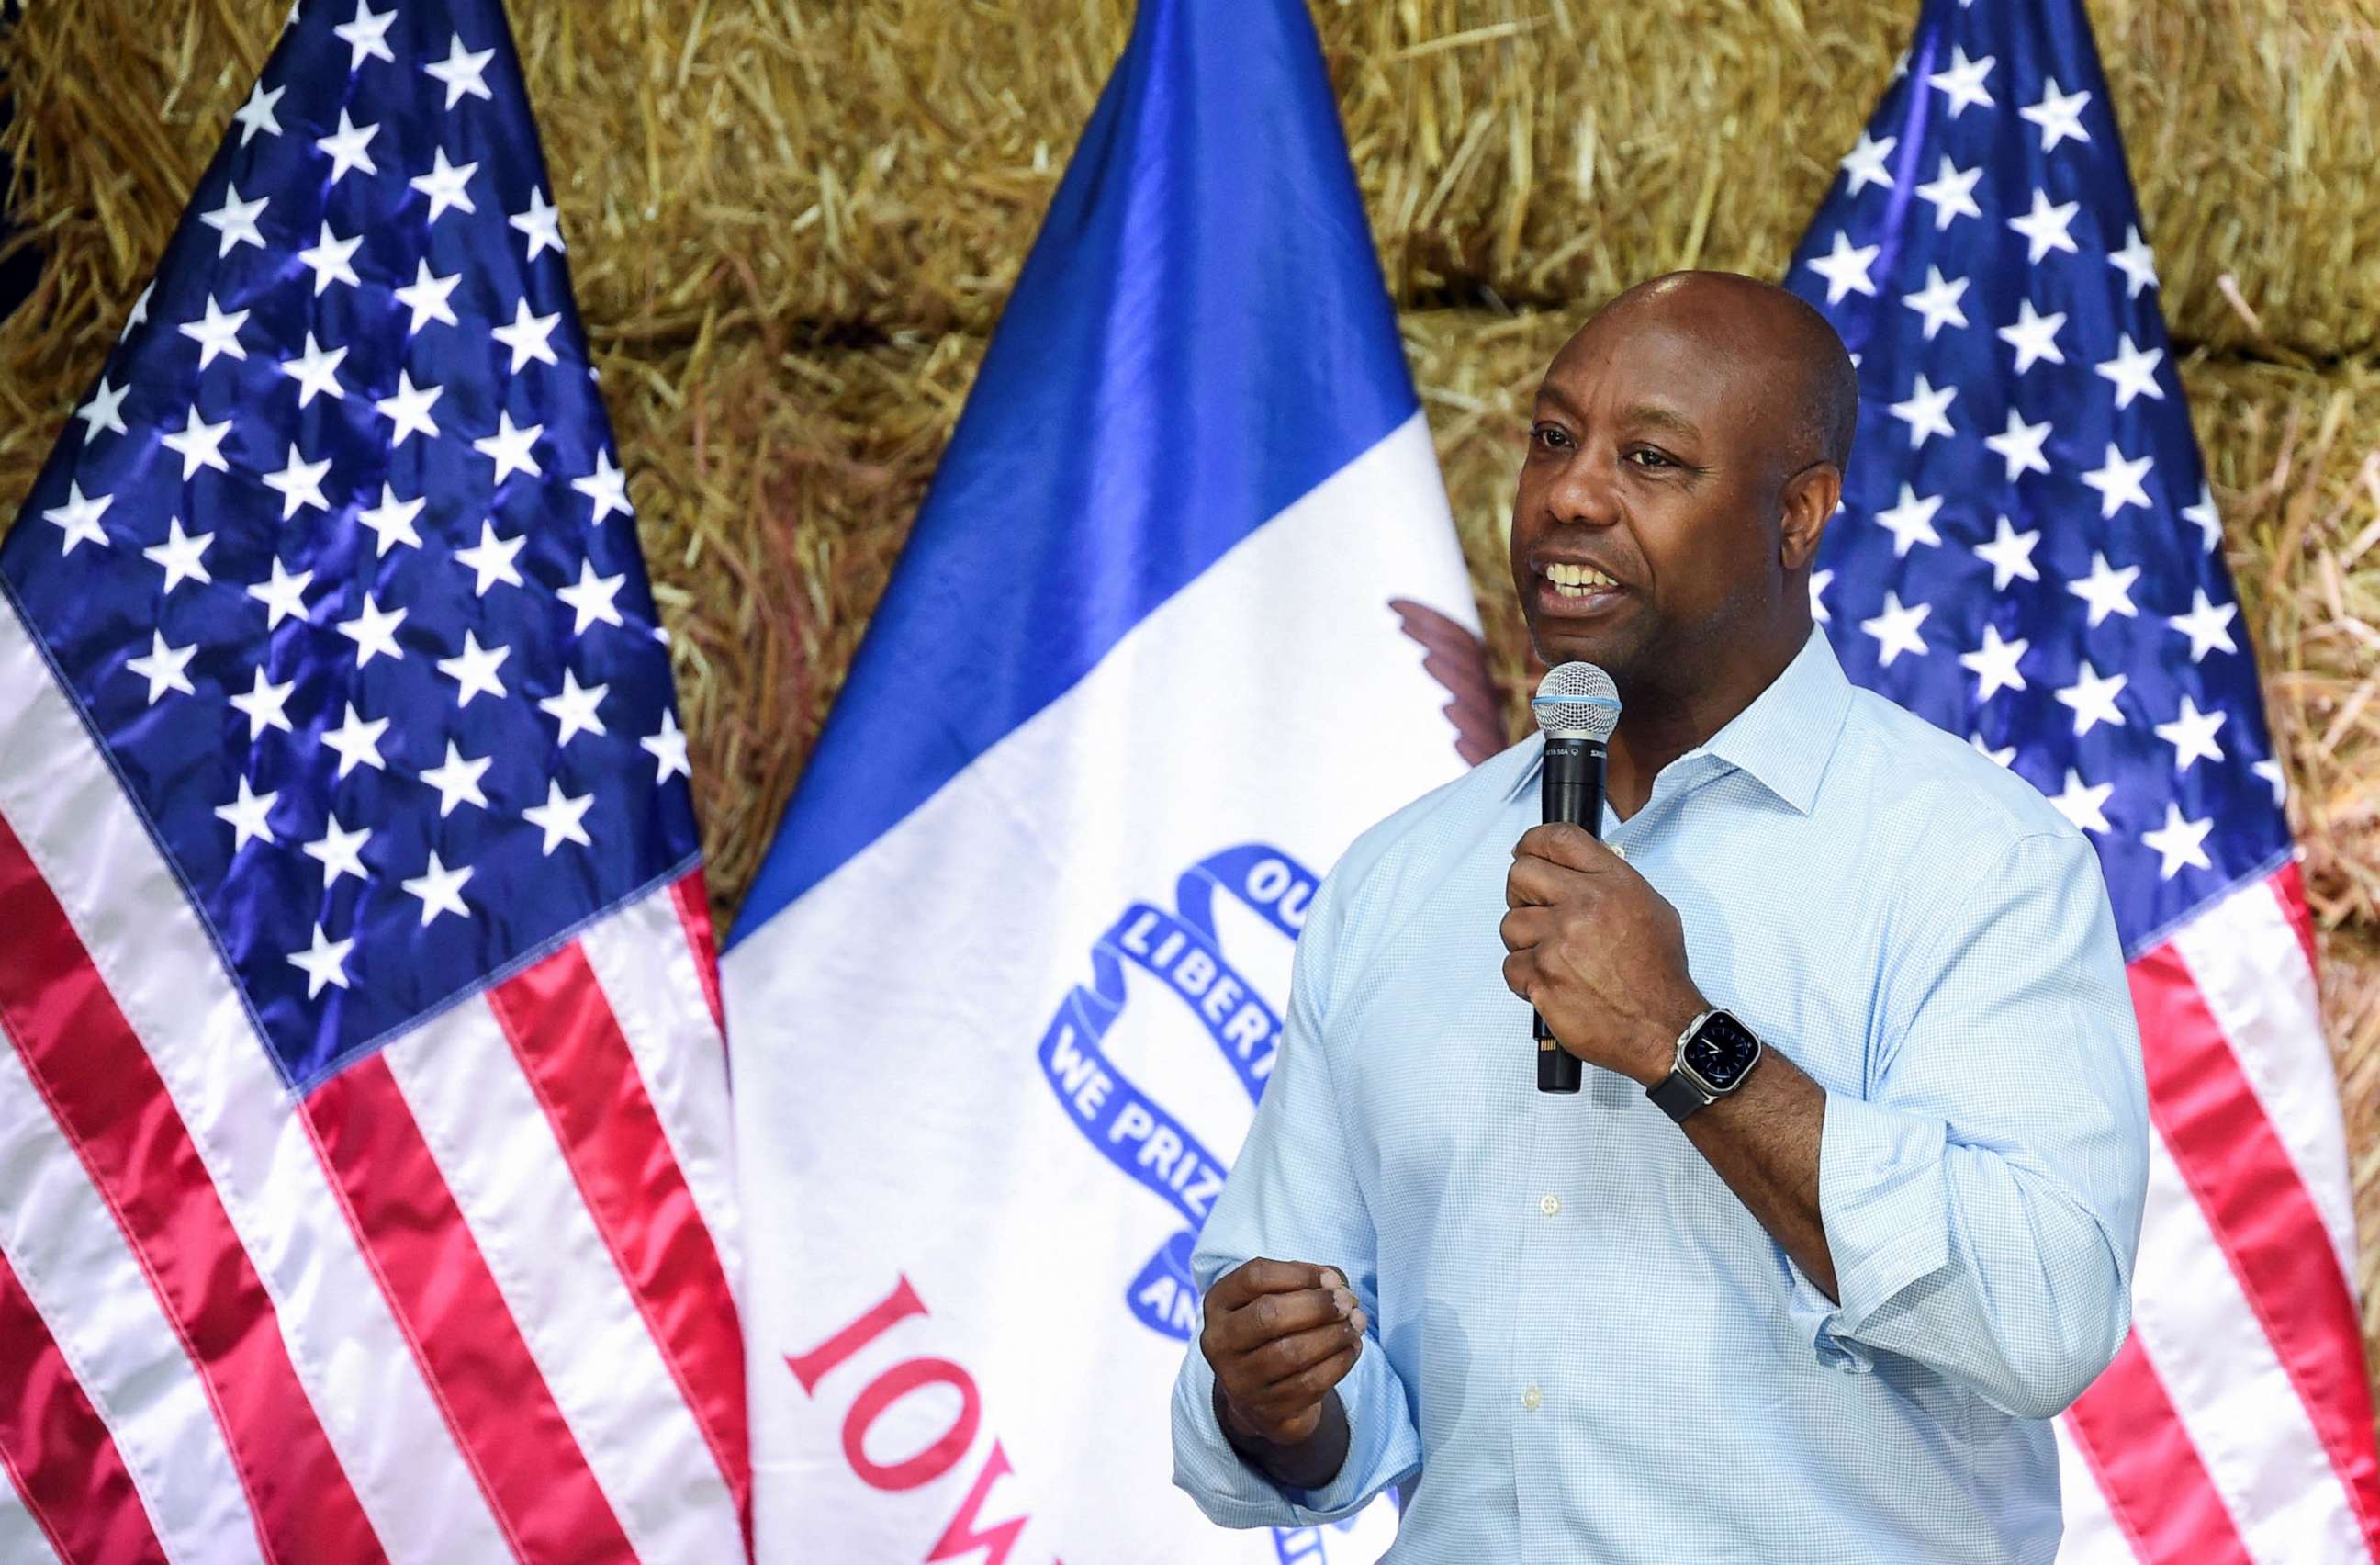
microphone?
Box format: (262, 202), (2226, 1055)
(1529, 661), (1622, 1095)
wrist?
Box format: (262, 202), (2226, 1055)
(1633, 985), (1708, 1087)
(1212, 1379), (1351, 1492)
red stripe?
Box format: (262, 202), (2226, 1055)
(2272, 861), (2321, 978)
(304, 1055), (635, 1563)
(2129, 941), (2380, 1544)
(2066, 1333), (2255, 1565)
(0, 814), (385, 1565)
(669, 871), (729, 1044)
(486, 944), (750, 1522)
(0, 1248), (169, 1565)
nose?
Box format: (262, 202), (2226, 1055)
(1541, 443), (1622, 531)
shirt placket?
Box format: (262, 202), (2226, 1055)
(1508, 751), (1728, 1559)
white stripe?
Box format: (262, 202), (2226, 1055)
(0, 1040), (257, 1565)
(0, 1478), (67, 1565)
(577, 885), (744, 1291)
(2129, 1120), (2367, 1565)
(0, 607), (511, 1565)
(383, 998), (743, 1563)
(2168, 875), (2361, 1290)
(2052, 1418), (2138, 1564)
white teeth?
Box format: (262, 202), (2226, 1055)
(1544, 562), (1617, 591)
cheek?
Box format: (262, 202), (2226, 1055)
(1651, 497), (1766, 608)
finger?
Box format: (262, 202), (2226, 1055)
(1216, 1287), (1348, 1354)
(1513, 822), (1618, 874)
(1250, 1345), (1360, 1416)
(1209, 1257), (1326, 1311)
(1502, 949), (1537, 1003)
(1499, 906), (1553, 952)
(1506, 853), (1592, 908)
(1241, 1315), (1365, 1389)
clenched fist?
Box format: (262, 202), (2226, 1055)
(1202, 1257), (1368, 1448)
(1501, 822), (1706, 1086)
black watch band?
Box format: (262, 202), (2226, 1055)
(1648, 1069), (1714, 1124)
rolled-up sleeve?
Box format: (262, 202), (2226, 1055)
(1785, 830), (2150, 1420)
(1170, 866), (1423, 1526)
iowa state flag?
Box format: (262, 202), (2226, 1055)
(722, 0), (1492, 1558)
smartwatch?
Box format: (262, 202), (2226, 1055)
(1647, 1008), (1764, 1124)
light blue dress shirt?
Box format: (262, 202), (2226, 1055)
(1171, 625), (2149, 1563)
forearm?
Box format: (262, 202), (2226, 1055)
(1622, 998), (1836, 1298)
(1674, 1040), (1836, 1298)
(1662, 1020), (2127, 1413)
(1212, 1379), (1351, 1492)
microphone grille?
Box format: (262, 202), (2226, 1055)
(1532, 661), (1621, 742)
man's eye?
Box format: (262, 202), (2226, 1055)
(1531, 423), (1572, 450)
(1626, 447), (1674, 469)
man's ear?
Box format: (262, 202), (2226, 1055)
(1779, 463), (1842, 572)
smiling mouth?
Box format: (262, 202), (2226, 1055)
(1537, 561), (1626, 606)
(1544, 562), (1619, 599)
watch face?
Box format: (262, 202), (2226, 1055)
(1683, 1011), (1761, 1090)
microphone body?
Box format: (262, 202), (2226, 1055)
(1526, 659), (1621, 1096)
(1533, 735), (1606, 1094)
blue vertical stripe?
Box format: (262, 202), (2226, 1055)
(730, 0), (1419, 944)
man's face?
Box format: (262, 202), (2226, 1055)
(1508, 306), (1790, 689)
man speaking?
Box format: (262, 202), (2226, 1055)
(1170, 272), (2150, 1560)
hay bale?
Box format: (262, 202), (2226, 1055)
(9, 2), (2380, 369)
(6, 0), (2380, 1338)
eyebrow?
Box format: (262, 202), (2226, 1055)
(1532, 386), (1702, 444)
(1621, 401), (1701, 442)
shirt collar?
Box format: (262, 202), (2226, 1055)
(1501, 625), (1855, 816)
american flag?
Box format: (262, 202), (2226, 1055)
(1789, 1), (2379, 1559)
(0, 2), (747, 1560)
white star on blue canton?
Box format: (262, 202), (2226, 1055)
(1925, 46), (1996, 117)
(423, 34), (497, 108)
(76, 377), (131, 441)
(316, 110), (380, 185)
(334, 1), (397, 69)
(1900, 266), (1969, 339)
(288, 925), (355, 999)
(126, 630), (196, 704)
(401, 851), (475, 926)
(1996, 298), (2067, 373)
(523, 781), (596, 854)
(2019, 77), (2093, 152)
(410, 148), (481, 225)
(1971, 515), (2041, 590)
(141, 518), (214, 594)
(1803, 231), (1879, 306)
(2080, 443), (2154, 517)
(1839, 130), (1896, 195)
(1914, 156), (1982, 230)
(43, 481), (113, 554)
(2141, 804), (2214, 879)
(419, 741), (493, 816)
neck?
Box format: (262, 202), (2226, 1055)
(1600, 620), (1807, 820)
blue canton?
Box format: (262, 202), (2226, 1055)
(1786, 0), (2287, 957)
(0, 0), (699, 1089)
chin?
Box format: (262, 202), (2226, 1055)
(1528, 617), (1638, 676)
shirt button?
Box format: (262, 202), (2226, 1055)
(1539, 1193), (1560, 1218)
(1521, 1386), (1543, 1411)
(1611, 842), (1627, 861)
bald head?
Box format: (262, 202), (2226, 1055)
(1510, 268), (1857, 697)
(1587, 271), (1859, 475)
